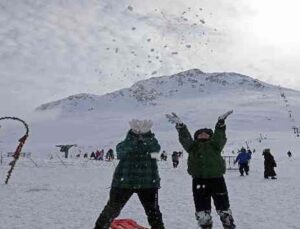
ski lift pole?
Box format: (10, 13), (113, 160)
(0, 116), (29, 184)
(55, 152), (67, 167)
(245, 141), (250, 150)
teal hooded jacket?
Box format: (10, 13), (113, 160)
(111, 130), (161, 189)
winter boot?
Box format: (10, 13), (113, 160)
(217, 209), (236, 229)
(201, 225), (212, 229)
(195, 211), (213, 229)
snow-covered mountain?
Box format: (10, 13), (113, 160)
(35, 69), (276, 114)
(0, 69), (289, 156)
(1, 69), (299, 159)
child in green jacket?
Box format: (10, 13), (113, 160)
(166, 111), (236, 229)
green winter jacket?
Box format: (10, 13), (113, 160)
(176, 123), (226, 178)
(111, 130), (161, 189)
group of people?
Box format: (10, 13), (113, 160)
(94, 110), (236, 229)
(159, 150), (183, 165)
(234, 147), (277, 179)
(76, 149), (115, 161)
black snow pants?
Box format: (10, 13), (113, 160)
(193, 177), (236, 228)
(193, 177), (230, 212)
(172, 160), (179, 168)
(239, 163), (249, 176)
(94, 187), (165, 229)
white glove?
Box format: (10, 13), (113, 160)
(150, 152), (160, 160)
(129, 119), (153, 134)
(218, 110), (233, 121)
(165, 112), (183, 125)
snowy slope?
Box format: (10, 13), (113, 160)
(1, 69), (299, 156)
(35, 69), (272, 113)
(0, 148), (299, 229)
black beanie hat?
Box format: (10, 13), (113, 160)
(194, 128), (213, 140)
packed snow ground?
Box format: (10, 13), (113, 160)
(0, 147), (299, 229)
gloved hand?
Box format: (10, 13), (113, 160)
(218, 110), (233, 122)
(165, 112), (183, 125)
(129, 119), (153, 134)
(216, 110), (233, 128)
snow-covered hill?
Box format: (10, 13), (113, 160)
(0, 69), (294, 157)
(35, 69), (276, 113)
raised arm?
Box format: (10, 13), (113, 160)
(166, 112), (194, 152)
(176, 123), (194, 152)
(211, 110), (233, 152)
(211, 121), (227, 151)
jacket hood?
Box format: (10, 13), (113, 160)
(194, 128), (213, 140)
(127, 129), (154, 139)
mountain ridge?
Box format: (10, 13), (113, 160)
(35, 69), (287, 113)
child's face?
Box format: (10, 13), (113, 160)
(197, 132), (210, 140)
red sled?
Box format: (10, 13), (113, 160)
(111, 219), (149, 229)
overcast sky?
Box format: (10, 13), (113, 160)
(1, 0), (300, 115)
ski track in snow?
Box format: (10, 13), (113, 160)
(0, 155), (299, 229)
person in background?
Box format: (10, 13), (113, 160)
(160, 150), (167, 161)
(95, 150), (101, 160)
(262, 148), (277, 179)
(106, 149), (115, 161)
(234, 147), (251, 176)
(172, 151), (179, 168)
(90, 151), (96, 160)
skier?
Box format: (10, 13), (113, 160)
(234, 147), (251, 176)
(262, 148), (277, 179)
(166, 111), (236, 229)
(287, 150), (292, 158)
(94, 119), (165, 229)
(171, 151), (179, 168)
